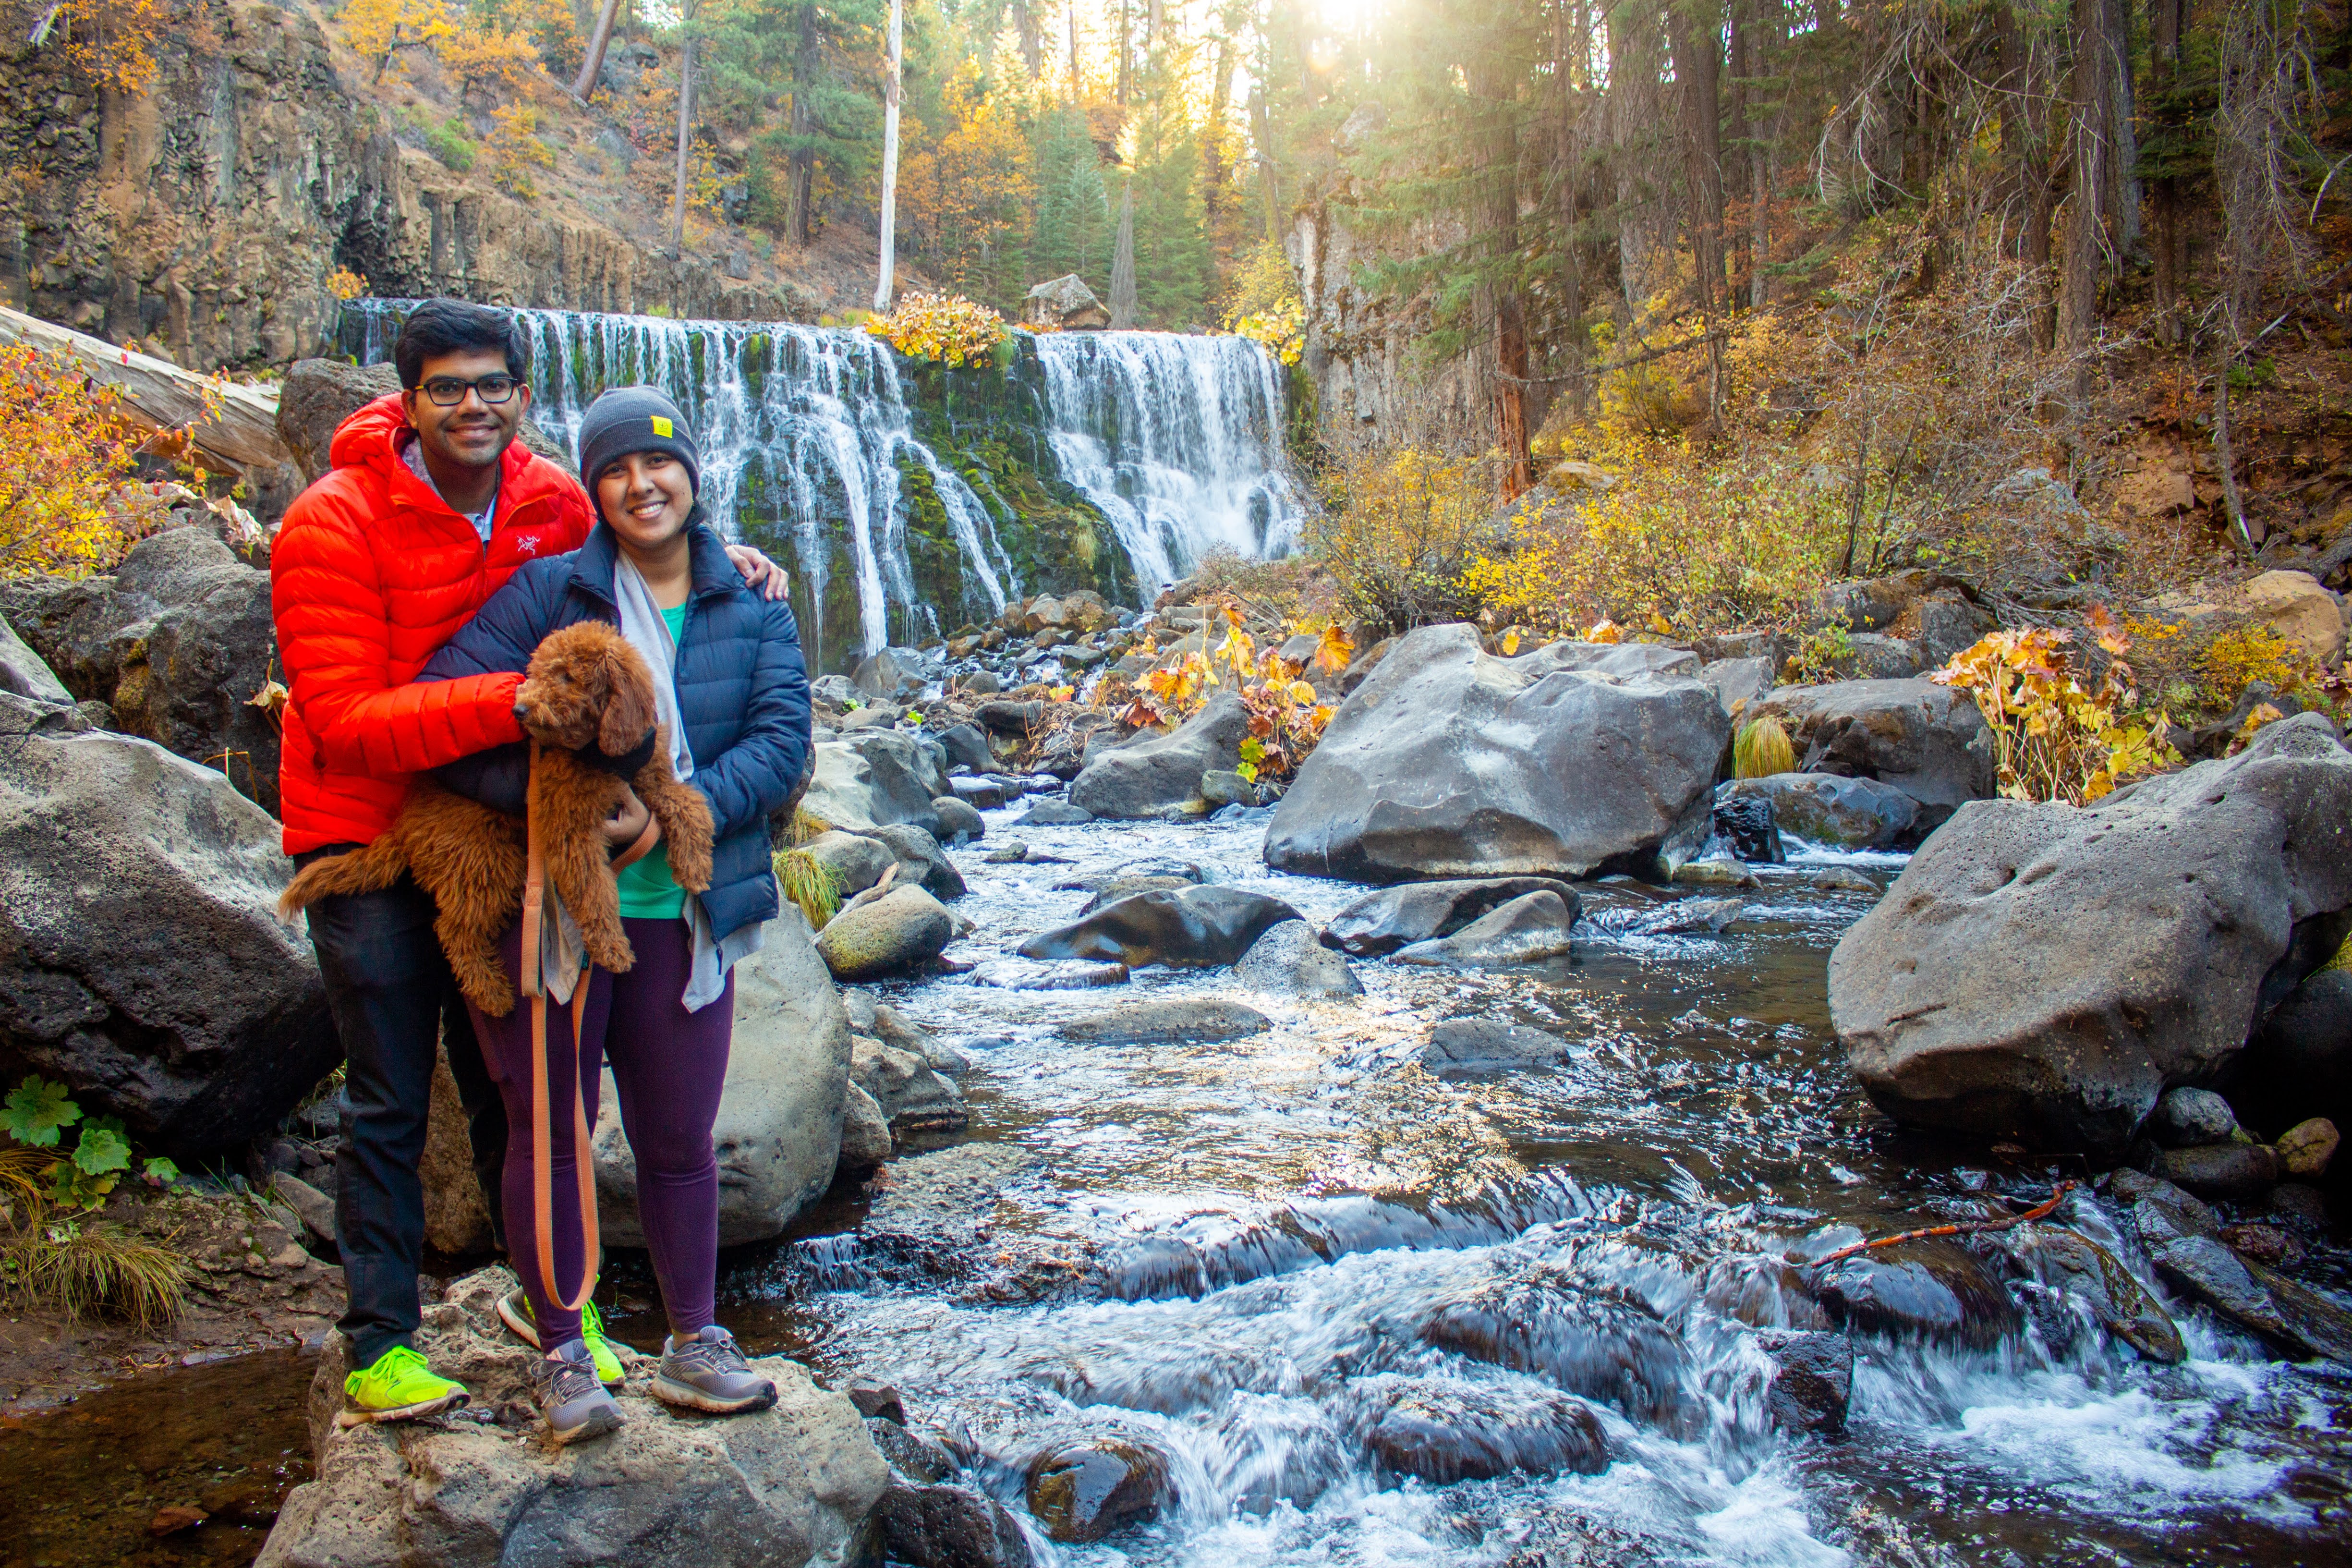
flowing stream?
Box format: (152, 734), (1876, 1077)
(4, 806), (2348, 1565)
(340, 304), (1302, 667)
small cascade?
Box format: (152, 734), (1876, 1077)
(341, 303), (1305, 672)
(1032, 331), (1305, 596)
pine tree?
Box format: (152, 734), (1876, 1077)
(1110, 182), (1138, 327)
(1124, 64), (1211, 328)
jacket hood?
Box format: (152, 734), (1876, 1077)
(326, 391), (552, 514)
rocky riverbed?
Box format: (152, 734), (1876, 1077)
(5, 795), (2351, 1566)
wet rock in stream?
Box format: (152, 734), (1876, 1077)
(1418, 1019), (1567, 1075)
(2149, 1140), (2279, 1203)
(1019, 885), (1302, 968)
(1234, 918), (1364, 997)
(1419, 1268), (1702, 1436)
(1806, 1239), (2023, 1350)
(852, 1037), (968, 1137)
(1062, 997), (1272, 1045)
(1756, 1330), (1854, 1436)
(1363, 1376), (1609, 1483)
(2007, 1225), (2185, 1363)
(1075, 875), (1198, 912)
(1022, 1434), (1176, 1543)
(1321, 876), (1583, 957)
(816, 886), (956, 980)
(968, 957), (1132, 990)
(1393, 890), (1579, 966)
(2147, 1234), (2352, 1362)
(879, 1482), (1034, 1568)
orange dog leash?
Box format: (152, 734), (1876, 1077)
(519, 740), (661, 1316)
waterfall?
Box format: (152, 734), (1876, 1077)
(1033, 331), (1305, 597)
(342, 303), (1303, 672)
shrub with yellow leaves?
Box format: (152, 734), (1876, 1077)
(1930, 608), (2181, 805)
(1220, 242), (1305, 366)
(1119, 603), (1349, 782)
(481, 105), (555, 198)
(866, 293), (1009, 369)
(1310, 446), (1502, 634)
(326, 267), (372, 301)
(0, 345), (216, 578)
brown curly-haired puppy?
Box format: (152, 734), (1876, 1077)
(279, 621), (716, 1015)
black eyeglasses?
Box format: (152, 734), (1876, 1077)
(418, 374), (521, 407)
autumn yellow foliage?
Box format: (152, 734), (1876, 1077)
(1221, 243), (1304, 367)
(53, 0), (168, 95)
(481, 104), (555, 198)
(1119, 604), (1348, 782)
(1309, 447), (1501, 632)
(0, 346), (188, 578)
(1930, 610), (2180, 805)
(866, 292), (1008, 369)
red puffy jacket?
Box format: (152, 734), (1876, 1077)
(271, 394), (594, 854)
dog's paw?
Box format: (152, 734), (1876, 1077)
(587, 934), (636, 973)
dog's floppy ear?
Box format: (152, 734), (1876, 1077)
(596, 644), (658, 757)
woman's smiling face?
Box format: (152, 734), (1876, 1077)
(595, 451), (694, 551)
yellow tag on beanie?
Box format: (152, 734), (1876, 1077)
(650, 415), (673, 438)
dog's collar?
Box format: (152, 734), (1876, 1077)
(578, 729), (658, 778)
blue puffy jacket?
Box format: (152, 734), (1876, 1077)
(418, 522), (812, 943)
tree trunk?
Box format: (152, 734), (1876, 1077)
(1671, 0), (1729, 425)
(1110, 183), (1138, 328)
(1609, 3), (1671, 311)
(571, 0), (623, 100)
(2148, 0), (2184, 341)
(2063, 0), (2116, 402)
(1013, 0), (1042, 80)
(1249, 88), (1283, 247)
(787, 6), (818, 246)
(1118, 0), (1130, 103)
(1998, 0), (2059, 349)
(1470, 57), (1530, 497)
(669, 30), (696, 252)
(874, 0), (903, 312)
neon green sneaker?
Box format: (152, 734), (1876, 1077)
(497, 1287), (626, 1388)
(337, 1345), (469, 1428)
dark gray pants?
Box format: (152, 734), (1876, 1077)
(298, 849), (507, 1369)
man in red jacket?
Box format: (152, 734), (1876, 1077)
(273, 300), (782, 1422)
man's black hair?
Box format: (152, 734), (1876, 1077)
(392, 300), (530, 390)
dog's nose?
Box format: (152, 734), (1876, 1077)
(513, 702), (530, 721)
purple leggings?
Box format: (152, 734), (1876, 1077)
(468, 918), (733, 1346)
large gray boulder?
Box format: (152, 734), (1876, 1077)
(1727, 773), (1919, 850)
(0, 527), (284, 814)
(0, 611), (70, 704)
(1322, 876), (1582, 957)
(816, 886), (956, 980)
(801, 734), (946, 837)
(1019, 885), (1303, 969)
(256, 1269), (889, 1568)
(1068, 693), (1248, 819)
(1748, 679), (1995, 827)
(0, 693), (335, 1153)
(1264, 626), (1731, 881)
(595, 912), (850, 1247)
(1829, 715), (2352, 1152)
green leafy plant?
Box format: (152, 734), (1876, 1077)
(1, 1076), (188, 1324)
(4, 1077), (176, 1210)
(1785, 625), (1855, 685)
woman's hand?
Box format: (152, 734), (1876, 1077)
(724, 544), (791, 601)
(603, 786), (652, 847)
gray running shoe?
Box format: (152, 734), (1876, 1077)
(533, 1338), (624, 1445)
(652, 1325), (778, 1415)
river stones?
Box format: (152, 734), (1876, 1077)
(1077, 875), (1197, 913)
(1806, 1239), (2023, 1350)
(262, 1270), (888, 1568)
(2149, 1087), (2241, 1147)
(1018, 801), (1095, 827)
(0, 611), (69, 704)
(2009, 1224), (2184, 1364)
(1235, 920), (1364, 997)
(817, 886), (956, 980)
(596, 918), (851, 1246)
(931, 795), (985, 844)
(937, 721), (995, 775)
(2150, 1142), (2279, 1203)
(1393, 891), (1579, 966)
(1022, 1435), (1175, 1543)
(1632, 896), (1748, 936)
(1829, 715), (2352, 1153)
(868, 823), (968, 902)
(1019, 886), (1303, 969)
(1700, 655), (1775, 720)
(1417, 1019), (1566, 1075)
(1063, 997), (1272, 1045)
(1748, 678), (1997, 826)
(853, 1036), (968, 1137)
(879, 1483), (1034, 1568)
(2229, 966), (2352, 1135)
(2147, 1233), (2352, 1362)
(1420, 1267), (1701, 1437)
(838, 1082), (894, 1172)
(1727, 773), (1919, 851)
(1055, 859), (1208, 892)
(1264, 625), (1730, 881)
(2277, 1118), (2339, 1177)
(1321, 876), (1582, 957)
(1711, 790), (1787, 863)
(1068, 692), (1248, 819)
(970, 957), (1131, 990)
(1755, 1330), (1853, 1436)
(801, 828), (898, 896)
(0, 692), (337, 1154)
(1363, 1377), (1608, 1483)
(802, 735), (946, 836)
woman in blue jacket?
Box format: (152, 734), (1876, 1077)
(420, 387), (811, 1444)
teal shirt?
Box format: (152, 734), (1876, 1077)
(613, 603), (688, 920)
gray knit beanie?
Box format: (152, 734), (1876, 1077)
(576, 386), (702, 498)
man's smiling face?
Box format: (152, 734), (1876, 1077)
(401, 346), (530, 475)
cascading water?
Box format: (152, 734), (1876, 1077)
(1031, 332), (1304, 596)
(341, 304), (1304, 671)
